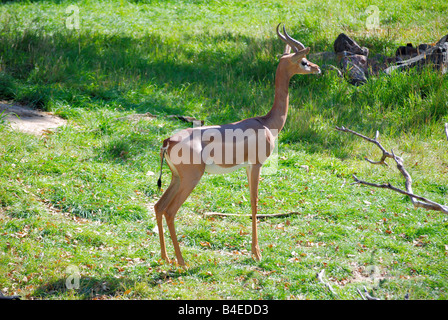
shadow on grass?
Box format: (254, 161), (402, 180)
(31, 264), (214, 299)
(0, 29), (280, 114)
(32, 276), (127, 300)
(1, 26), (447, 159)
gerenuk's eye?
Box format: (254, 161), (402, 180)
(301, 60), (308, 66)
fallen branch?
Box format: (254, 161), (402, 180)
(352, 174), (448, 213)
(337, 125), (448, 214)
(356, 286), (410, 300)
(335, 125), (396, 166)
(357, 286), (380, 300)
(203, 211), (300, 219)
(316, 269), (337, 296)
(356, 287), (366, 300)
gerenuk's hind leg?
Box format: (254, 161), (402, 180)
(162, 168), (204, 266)
(154, 174), (180, 263)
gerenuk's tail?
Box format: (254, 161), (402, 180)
(157, 143), (168, 192)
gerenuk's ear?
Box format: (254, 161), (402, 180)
(284, 44), (291, 54)
(291, 47), (310, 61)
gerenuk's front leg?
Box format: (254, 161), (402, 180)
(247, 164), (262, 261)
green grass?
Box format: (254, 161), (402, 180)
(1, 0), (448, 300)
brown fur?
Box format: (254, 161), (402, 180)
(154, 25), (320, 266)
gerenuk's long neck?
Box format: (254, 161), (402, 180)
(262, 62), (292, 133)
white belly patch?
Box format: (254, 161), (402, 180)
(205, 162), (248, 174)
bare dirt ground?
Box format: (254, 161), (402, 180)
(0, 101), (67, 135)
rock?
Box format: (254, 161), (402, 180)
(395, 43), (433, 59)
(333, 33), (369, 56)
(319, 32), (448, 84)
(341, 54), (368, 86)
(333, 34), (369, 85)
(429, 42), (448, 74)
(418, 43), (433, 52)
(436, 34), (448, 46)
(367, 54), (403, 75)
(385, 34), (448, 75)
(395, 43), (419, 59)
(429, 34), (448, 73)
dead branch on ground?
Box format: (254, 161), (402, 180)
(202, 211), (300, 219)
(336, 125), (448, 214)
(356, 286), (380, 300)
(316, 269), (337, 296)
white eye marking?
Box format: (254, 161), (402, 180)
(300, 59), (311, 70)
